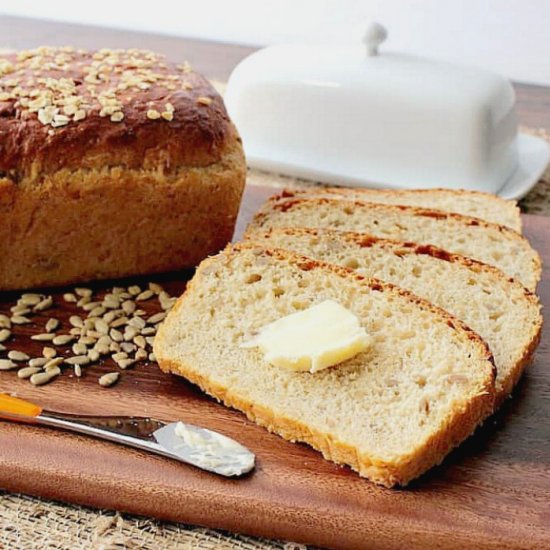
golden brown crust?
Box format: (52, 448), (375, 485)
(155, 244), (496, 486)
(249, 227), (543, 406)
(0, 137), (246, 290)
(0, 47), (236, 181)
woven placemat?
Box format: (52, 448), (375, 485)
(1, 81), (549, 550)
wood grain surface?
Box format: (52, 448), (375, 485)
(0, 184), (549, 550)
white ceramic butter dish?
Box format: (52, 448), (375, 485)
(225, 23), (549, 199)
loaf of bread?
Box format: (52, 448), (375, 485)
(155, 244), (496, 487)
(275, 187), (522, 231)
(249, 228), (542, 405)
(246, 197), (541, 291)
(0, 47), (246, 290)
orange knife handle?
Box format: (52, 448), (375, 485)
(0, 393), (42, 421)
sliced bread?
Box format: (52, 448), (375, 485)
(276, 187), (522, 232)
(155, 244), (496, 487)
(246, 198), (541, 291)
(249, 228), (542, 405)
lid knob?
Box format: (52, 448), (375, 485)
(363, 22), (387, 57)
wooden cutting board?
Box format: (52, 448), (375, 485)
(1, 185), (549, 550)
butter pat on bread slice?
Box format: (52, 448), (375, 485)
(240, 299), (371, 373)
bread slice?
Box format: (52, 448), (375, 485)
(249, 228), (542, 406)
(276, 187), (522, 232)
(246, 197), (541, 291)
(155, 244), (496, 487)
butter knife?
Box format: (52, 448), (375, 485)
(0, 393), (255, 477)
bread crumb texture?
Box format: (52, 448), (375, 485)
(155, 244), (496, 487)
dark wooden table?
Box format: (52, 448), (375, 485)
(1, 15), (550, 132)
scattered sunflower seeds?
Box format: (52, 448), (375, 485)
(18, 366), (42, 379)
(11, 305), (31, 315)
(63, 293), (77, 302)
(88, 349), (100, 362)
(8, 350), (30, 361)
(0, 359), (17, 371)
(29, 357), (50, 368)
(72, 342), (88, 356)
(11, 315), (31, 325)
(75, 287), (93, 298)
(53, 334), (75, 346)
(31, 333), (56, 341)
(116, 358), (135, 370)
(33, 296), (53, 312)
(69, 315), (84, 328)
(128, 285), (141, 296)
(0, 314), (11, 328)
(136, 290), (154, 301)
(148, 352), (156, 362)
(44, 357), (64, 370)
(0, 329), (11, 342)
(43, 347), (56, 358)
(20, 293), (42, 306)
(148, 282), (163, 294)
(65, 355), (91, 366)
(74, 364), (82, 377)
(31, 368), (60, 386)
(45, 318), (60, 332)
(99, 372), (120, 387)
(147, 312), (166, 324)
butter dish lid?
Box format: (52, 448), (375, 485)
(226, 23), (549, 199)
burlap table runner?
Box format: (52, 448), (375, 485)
(1, 80), (549, 550)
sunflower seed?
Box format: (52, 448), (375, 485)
(86, 330), (103, 339)
(42, 347), (56, 358)
(147, 312), (166, 324)
(74, 365), (82, 377)
(148, 282), (163, 294)
(112, 352), (128, 362)
(87, 349), (100, 362)
(110, 328), (123, 342)
(20, 293), (42, 306)
(102, 298), (120, 309)
(116, 358), (135, 370)
(0, 344), (5, 351)
(95, 319), (109, 335)
(65, 355), (90, 366)
(135, 348), (148, 361)
(69, 315), (83, 328)
(102, 311), (117, 324)
(33, 296), (53, 312)
(69, 327), (82, 336)
(122, 301), (136, 315)
(77, 296), (91, 307)
(29, 357), (49, 368)
(128, 285), (141, 296)
(141, 326), (157, 336)
(8, 350), (30, 361)
(128, 316), (146, 330)
(135, 309), (147, 316)
(110, 316), (129, 328)
(99, 372), (120, 387)
(79, 336), (97, 345)
(145, 336), (155, 346)
(75, 287), (93, 298)
(63, 293), (77, 302)
(30, 371), (57, 386)
(133, 335), (146, 349)
(112, 286), (125, 295)
(0, 329), (12, 342)
(120, 342), (136, 354)
(44, 357), (64, 370)
(0, 314), (11, 328)
(72, 343), (87, 355)
(83, 318), (96, 330)
(0, 359), (17, 371)
(11, 315), (31, 325)
(95, 343), (111, 355)
(136, 290), (154, 301)
(11, 304), (31, 315)
(18, 366), (42, 379)
(124, 326), (138, 341)
(82, 301), (101, 312)
(89, 306), (106, 317)
(148, 352), (156, 362)
(53, 334), (75, 346)
(31, 333), (55, 341)
(45, 318), (60, 332)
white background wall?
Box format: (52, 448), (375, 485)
(2, 0), (550, 86)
